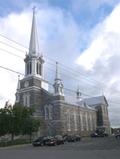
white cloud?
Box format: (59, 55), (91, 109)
(76, 3), (120, 127)
(0, 5), (82, 107)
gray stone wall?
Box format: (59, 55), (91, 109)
(46, 100), (97, 136)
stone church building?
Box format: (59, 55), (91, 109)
(15, 9), (110, 136)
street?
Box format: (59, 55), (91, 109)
(0, 136), (120, 159)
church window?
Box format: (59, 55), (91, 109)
(45, 107), (49, 120)
(86, 112), (89, 131)
(23, 93), (30, 107)
(27, 63), (29, 75)
(89, 113), (93, 131)
(92, 114), (97, 130)
(80, 112), (84, 131)
(67, 111), (71, 131)
(26, 61), (32, 75)
(16, 93), (20, 103)
(29, 61), (32, 74)
(36, 62), (42, 75)
(45, 105), (53, 120)
(36, 62), (39, 74)
(74, 111), (77, 131)
(49, 105), (53, 120)
(39, 64), (41, 75)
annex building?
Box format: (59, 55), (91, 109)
(15, 9), (110, 137)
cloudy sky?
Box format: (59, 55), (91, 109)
(0, 0), (120, 127)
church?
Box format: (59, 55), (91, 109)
(15, 9), (110, 137)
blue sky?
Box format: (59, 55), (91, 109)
(0, 0), (120, 127)
(0, 0), (119, 28)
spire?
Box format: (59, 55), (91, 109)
(17, 75), (20, 90)
(55, 62), (60, 80)
(76, 86), (82, 100)
(53, 62), (64, 97)
(29, 7), (39, 56)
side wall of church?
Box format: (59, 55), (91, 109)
(46, 101), (97, 136)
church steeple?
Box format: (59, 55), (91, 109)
(24, 7), (44, 78)
(29, 7), (39, 56)
(76, 86), (82, 101)
(55, 62), (60, 80)
(53, 62), (64, 98)
(17, 75), (20, 90)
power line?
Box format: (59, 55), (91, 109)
(0, 48), (23, 59)
(0, 40), (26, 53)
(0, 33), (28, 49)
(1, 64), (120, 105)
(0, 65), (24, 75)
(0, 33), (105, 87)
(0, 46), (102, 90)
(0, 64), (92, 97)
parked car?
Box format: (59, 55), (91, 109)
(115, 133), (120, 139)
(66, 135), (76, 142)
(54, 135), (64, 145)
(91, 132), (108, 137)
(62, 134), (68, 142)
(45, 137), (56, 146)
(32, 137), (45, 146)
(91, 132), (99, 137)
(74, 135), (81, 141)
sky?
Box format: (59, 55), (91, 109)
(0, 0), (120, 127)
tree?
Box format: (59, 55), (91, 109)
(0, 104), (12, 137)
(0, 103), (41, 141)
(22, 117), (40, 141)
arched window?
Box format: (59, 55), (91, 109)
(23, 93), (30, 107)
(74, 111), (77, 131)
(29, 61), (32, 74)
(45, 105), (53, 120)
(39, 63), (41, 75)
(36, 62), (39, 74)
(27, 63), (29, 75)
(36, 62), (42, 75)
(80, 112), (84, 131)
(26, 61), (32, 75)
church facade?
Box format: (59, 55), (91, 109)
(15, 9), (110, 137)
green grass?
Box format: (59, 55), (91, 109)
(0, 139), (31, 147)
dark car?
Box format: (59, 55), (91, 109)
(55, 135), (64, 145)
(91, 132), (108, 137)
(44, 137), (57, 146)
(91, 132), (99, 137)
(32, 137), (45, 146)
(66, 135), (76, 142)
(74, 135), (81, 141)
(115, 133), (120, 139)
(99, 132), (108, 137)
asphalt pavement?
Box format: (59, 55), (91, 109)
(0, 136), (120, 159)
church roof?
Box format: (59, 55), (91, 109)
(84, 95), (108, 107)
(64, 96), (96, 110)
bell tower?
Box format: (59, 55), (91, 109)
(15, 8), (48, 116)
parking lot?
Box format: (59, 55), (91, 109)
(0, 136), (120, 159)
